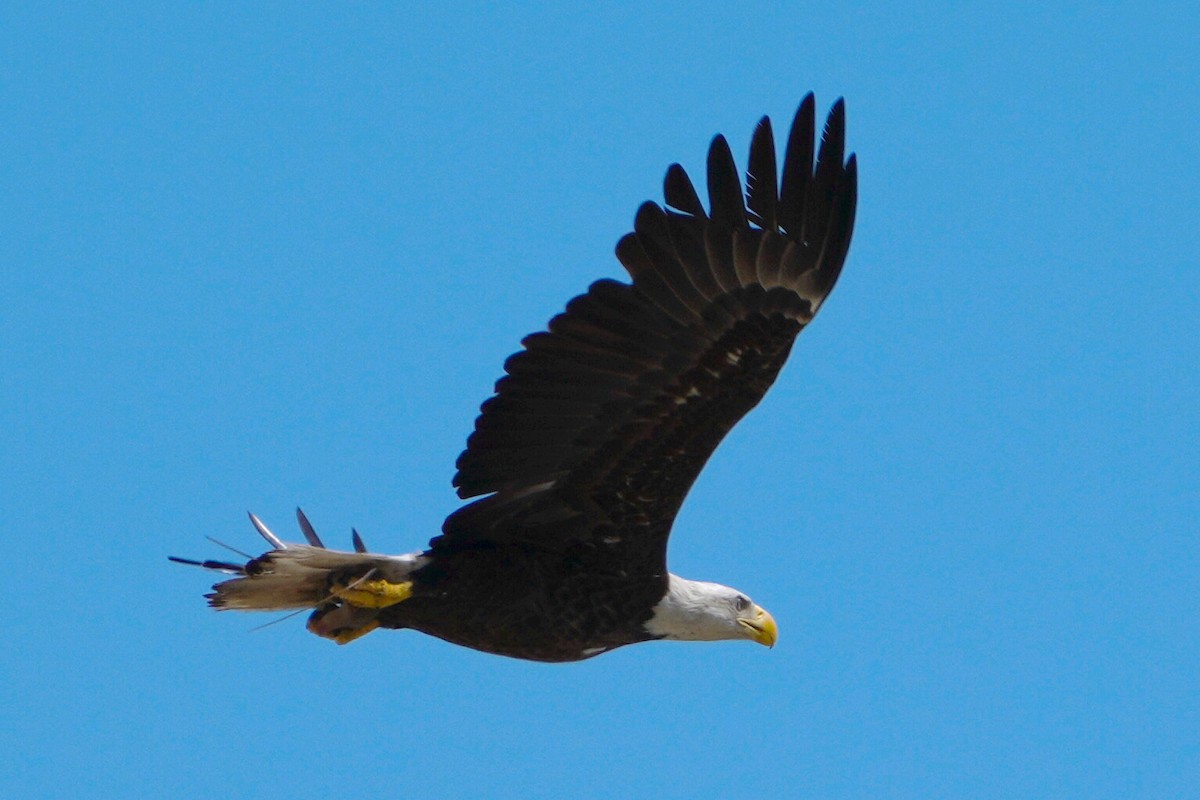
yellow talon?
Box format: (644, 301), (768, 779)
(332, 620), (380, 645)
(333, 578), (414, 609)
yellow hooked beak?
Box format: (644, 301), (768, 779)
(738, 604), (778, 648)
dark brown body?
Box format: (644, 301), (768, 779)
(379, 545), (668, 662)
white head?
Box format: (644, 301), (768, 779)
(643, 574), (778, 647)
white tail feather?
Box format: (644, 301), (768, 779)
(209, 546), (427, 610)
(175, 510), (428, 613)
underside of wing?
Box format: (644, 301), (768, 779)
(436, 95), (857, 572)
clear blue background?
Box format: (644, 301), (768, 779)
(2, 4), (1196, 798)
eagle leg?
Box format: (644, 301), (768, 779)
(329, 574), (414, 609)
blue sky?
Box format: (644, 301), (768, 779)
(2, 4), (1196, 798)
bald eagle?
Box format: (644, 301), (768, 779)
(173, 94), (857, 662)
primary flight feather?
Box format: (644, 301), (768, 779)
(174, 94), (857, 662)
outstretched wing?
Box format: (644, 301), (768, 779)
(434, 95), (857, 576)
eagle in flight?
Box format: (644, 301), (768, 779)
(174, 94), (857, 662)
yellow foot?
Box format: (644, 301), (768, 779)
(332, 577), (414, 609)
(331, 619), (380, 645)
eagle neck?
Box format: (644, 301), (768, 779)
(642, 574), (738, 642)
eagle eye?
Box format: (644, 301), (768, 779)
(734, 595), (750, 612)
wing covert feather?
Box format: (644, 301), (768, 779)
(437, 95), (857, 574)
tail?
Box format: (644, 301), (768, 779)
(171, 509), (427, 612)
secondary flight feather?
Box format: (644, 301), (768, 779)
(173, 94), (857, 662)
